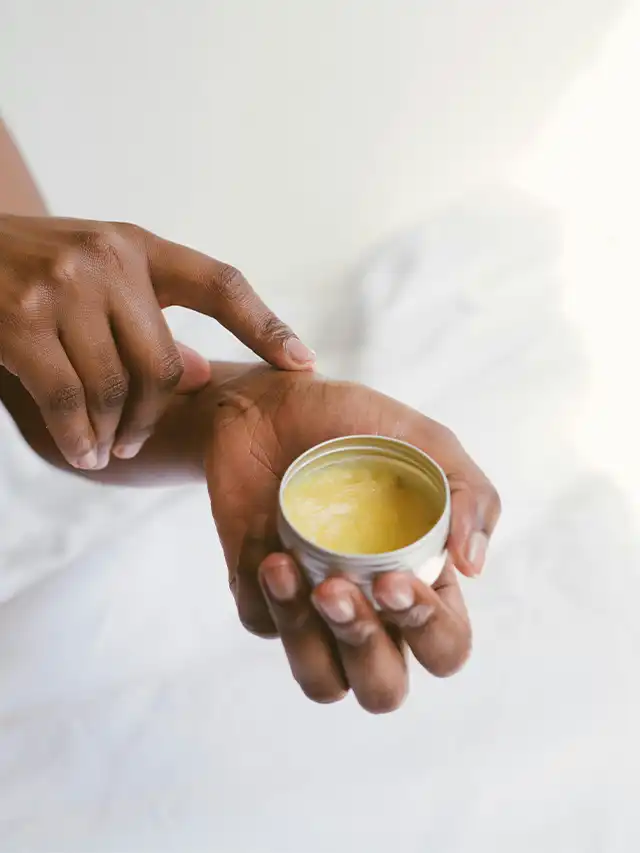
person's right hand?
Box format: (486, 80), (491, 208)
(0, 215), (314, 470)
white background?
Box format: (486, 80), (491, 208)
(2, 2), (640, 851)
(1, 0), (628, 303)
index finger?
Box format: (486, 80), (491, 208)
(142, 231), (316, 371)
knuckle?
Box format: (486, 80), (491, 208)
(95, 372), (128, 411)
(74, 226), (115, 256)
(8, 281), (52, 327)
(215, 264), (248, 301)
(50, 246), (87, 285)
(255, 311), (291, 344)
(67, 225), (135, 276)
(152, 347), (184, 392)
(112, 221), (146, 244)
(47, 383), (85, 414)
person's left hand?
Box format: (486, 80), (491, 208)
(206, 366), (501, 713)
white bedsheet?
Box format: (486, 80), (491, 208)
(1, 187), (639, 852)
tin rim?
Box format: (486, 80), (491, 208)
(278, 435), (451, 562)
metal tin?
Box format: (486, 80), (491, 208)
(277, 435), (451, 599)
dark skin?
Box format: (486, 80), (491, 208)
(1, 362), (500, 712)
(0, 120), (315, 472)
(0, 120), (501, 713)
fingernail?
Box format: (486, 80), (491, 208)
(112, 440), (144, 460)
(314, 590), (355, 624)
(285, 337), (316, 366)
(96, 447), (111, 470)
(262, 561), (298, 602)
(377, 575), (415, 611)
(75, 449), (99, 470)
(467, 531), (488, 575)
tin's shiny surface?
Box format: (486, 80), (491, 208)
(277, 436), (451, 595)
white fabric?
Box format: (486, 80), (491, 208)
(1, 188), (639, 852)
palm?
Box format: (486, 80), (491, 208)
(206, 366), (476, 592)
(208, 367), (371, 577)
(204, 366), (499, 710)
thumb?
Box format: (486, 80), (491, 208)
(145, 233), (316, 371)
(446, 475), (501, 579)
(175, 343), (212, 394)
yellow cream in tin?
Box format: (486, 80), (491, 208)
(282, 456), (438, 555)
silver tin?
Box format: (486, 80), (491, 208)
(277, 435), (451, 599)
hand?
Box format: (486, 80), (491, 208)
(0, 215), (314, 470)
(207, 366), (501, 714)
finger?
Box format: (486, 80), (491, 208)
(59, 320), (127, 467)
(174, 343), (211, 394)
(144, 232), (316, 370)
(312, 577), (408, 714)
(373, 563), (472, 678)
(109, 290), (184, 460)
(406, 417), (501, 578)
(232, 516), (280, 638)
(259, 554), (348, 704)
(5, 334), (100, 469)
(446, 474), (502, 578)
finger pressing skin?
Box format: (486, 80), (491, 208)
(447, 474), (502, 577)
(143, 232), (316, 370)
(259, 554), (348, 704)
(110, 287), (184, 460)
(312, 577), (408, 714)
(4, 333), (99, 469)
(59, 319), (127, 468)
(373, 563), (472, 678)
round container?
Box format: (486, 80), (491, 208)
(277, 435), (451, 599)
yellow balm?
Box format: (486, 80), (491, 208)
(282, 456), (439, 555)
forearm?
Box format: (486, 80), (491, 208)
(0, 362), (250, 486)
(0, 119), (47, 216)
